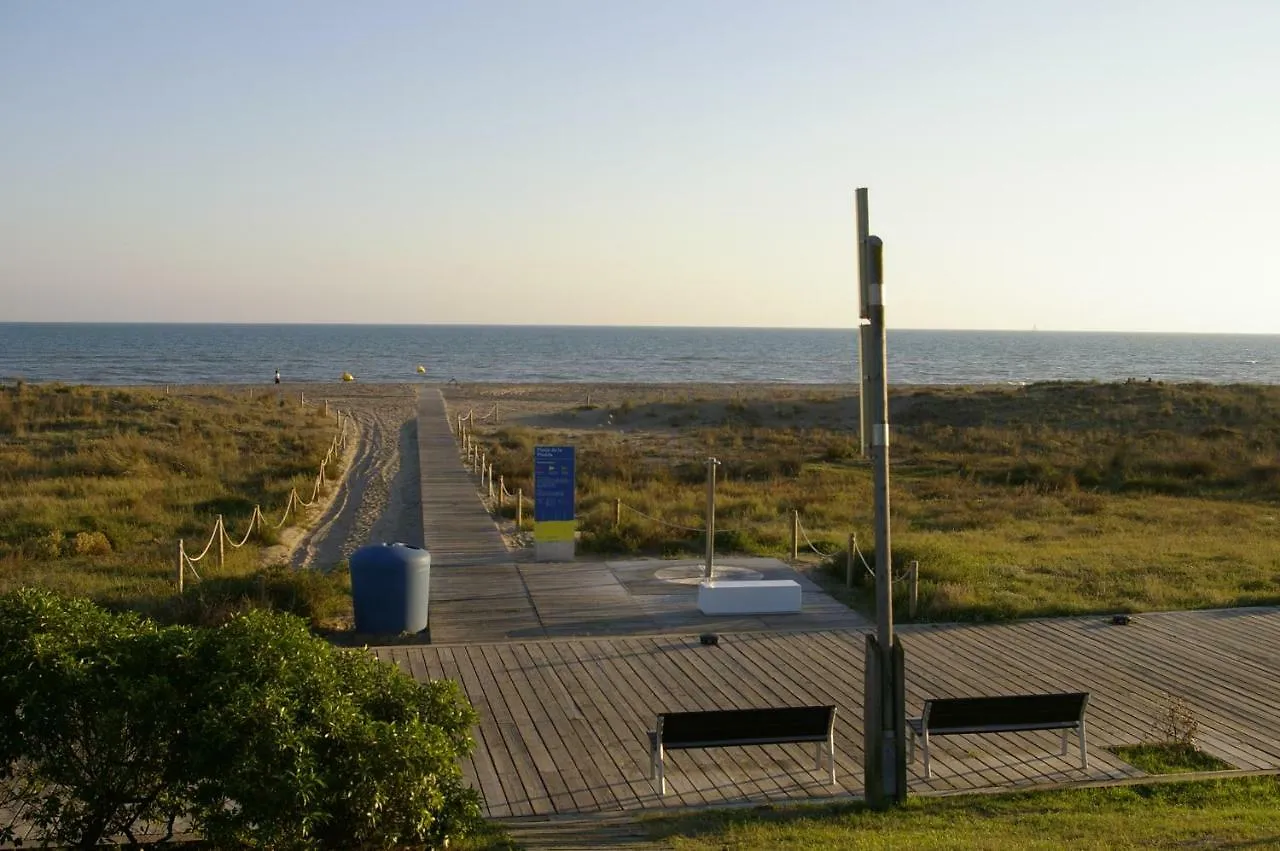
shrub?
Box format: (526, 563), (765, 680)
(185, 610), (481, 849)
(0, 589), (191, 847)
(0, 590), (481, 849)
(72, 530), (113, 556)
(27, 529), (64, 559)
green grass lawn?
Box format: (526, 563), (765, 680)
(475, 381), (1280, 622)
(0, 383), (348, 623)
(1112, 742), (1235, 774)
(641, 776), (1280, 850)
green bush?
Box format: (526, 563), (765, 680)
(0, 590), (192, 847)
(0, 589), (481, 849)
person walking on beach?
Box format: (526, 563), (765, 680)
(274, 369), (281, 385)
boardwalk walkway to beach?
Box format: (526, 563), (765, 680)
(417, 390), (509, 566)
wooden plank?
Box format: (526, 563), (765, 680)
(475, 643), (572, 815)
(458, 644), (539, 817)
(507, 640), (603, 812)
(551, 639), (655, 811)
(432, 646), (507, 818)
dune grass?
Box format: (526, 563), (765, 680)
(0, 382), (347, 623)
(475, 381), (1280, 622)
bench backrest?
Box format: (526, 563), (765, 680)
(924, 692), (1089, 731)
(658, 705), (835, 747)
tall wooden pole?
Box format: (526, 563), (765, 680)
(858, 188), (906, 808)
(791, 510), (800, 561)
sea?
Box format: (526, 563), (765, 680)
(1, 323), (1278, 386)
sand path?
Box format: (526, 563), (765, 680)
(285, 385), (424, 569)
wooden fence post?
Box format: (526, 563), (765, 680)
(846, 533), (856, 588)
(217, 515), (225, 569)
(499, 475), (506, 506)
(516, 489), (523, 527)
(791, 510), (800, 561)
(488, 464), (495, 500)
(614, 497), (622, 530)
(177, 540), (185, 593)
(909, 560), (920, 619)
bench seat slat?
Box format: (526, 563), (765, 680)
(649, 731), (830, 750)
(911, 720), (1080, 736)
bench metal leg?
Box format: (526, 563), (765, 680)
(656, 744), (666, 796)
(650, 737), (668, 795)
(810, 736), (837, 785)
(1078, 722), (1089, 770)
(922, 731), (932, 779)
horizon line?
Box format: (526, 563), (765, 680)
(0, 321), (1277, 336)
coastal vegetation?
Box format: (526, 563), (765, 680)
(476, 381), (1280, 621)
(0, 382), (349, 624)
(0, 589), (480, 848)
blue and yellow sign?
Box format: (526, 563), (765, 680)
(534, 446), (576, 543)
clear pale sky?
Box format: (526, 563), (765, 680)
(2, 1), (1277, 331)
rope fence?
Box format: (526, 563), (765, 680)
(176, 409), (356, 592)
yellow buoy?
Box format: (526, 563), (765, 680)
(416, 364), (426, 374)
(341, 372), (355, 382)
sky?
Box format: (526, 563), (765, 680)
(1, 1), (1278, 332)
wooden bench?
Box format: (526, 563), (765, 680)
(648, 705), (837, 796)
(908, 692), (1090, 778)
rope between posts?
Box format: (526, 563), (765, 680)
(183, 518), (221, 563)
(848, 535), (910, 583)
(617, 502), (741, 535)
(619, 503), (706, 533)
(223, 506), (264, 549)
(797, 517), (838, 558)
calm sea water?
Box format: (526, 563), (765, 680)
(1, 324), (1277, 386)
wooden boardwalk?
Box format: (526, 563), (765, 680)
(375, 606), (1280, 818)
(417, 390), (509, 566)
(427, 558), (870, 644)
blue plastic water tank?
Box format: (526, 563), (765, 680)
(350, 543), (431, 634)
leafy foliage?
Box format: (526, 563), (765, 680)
(0, 589), (481, 848)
